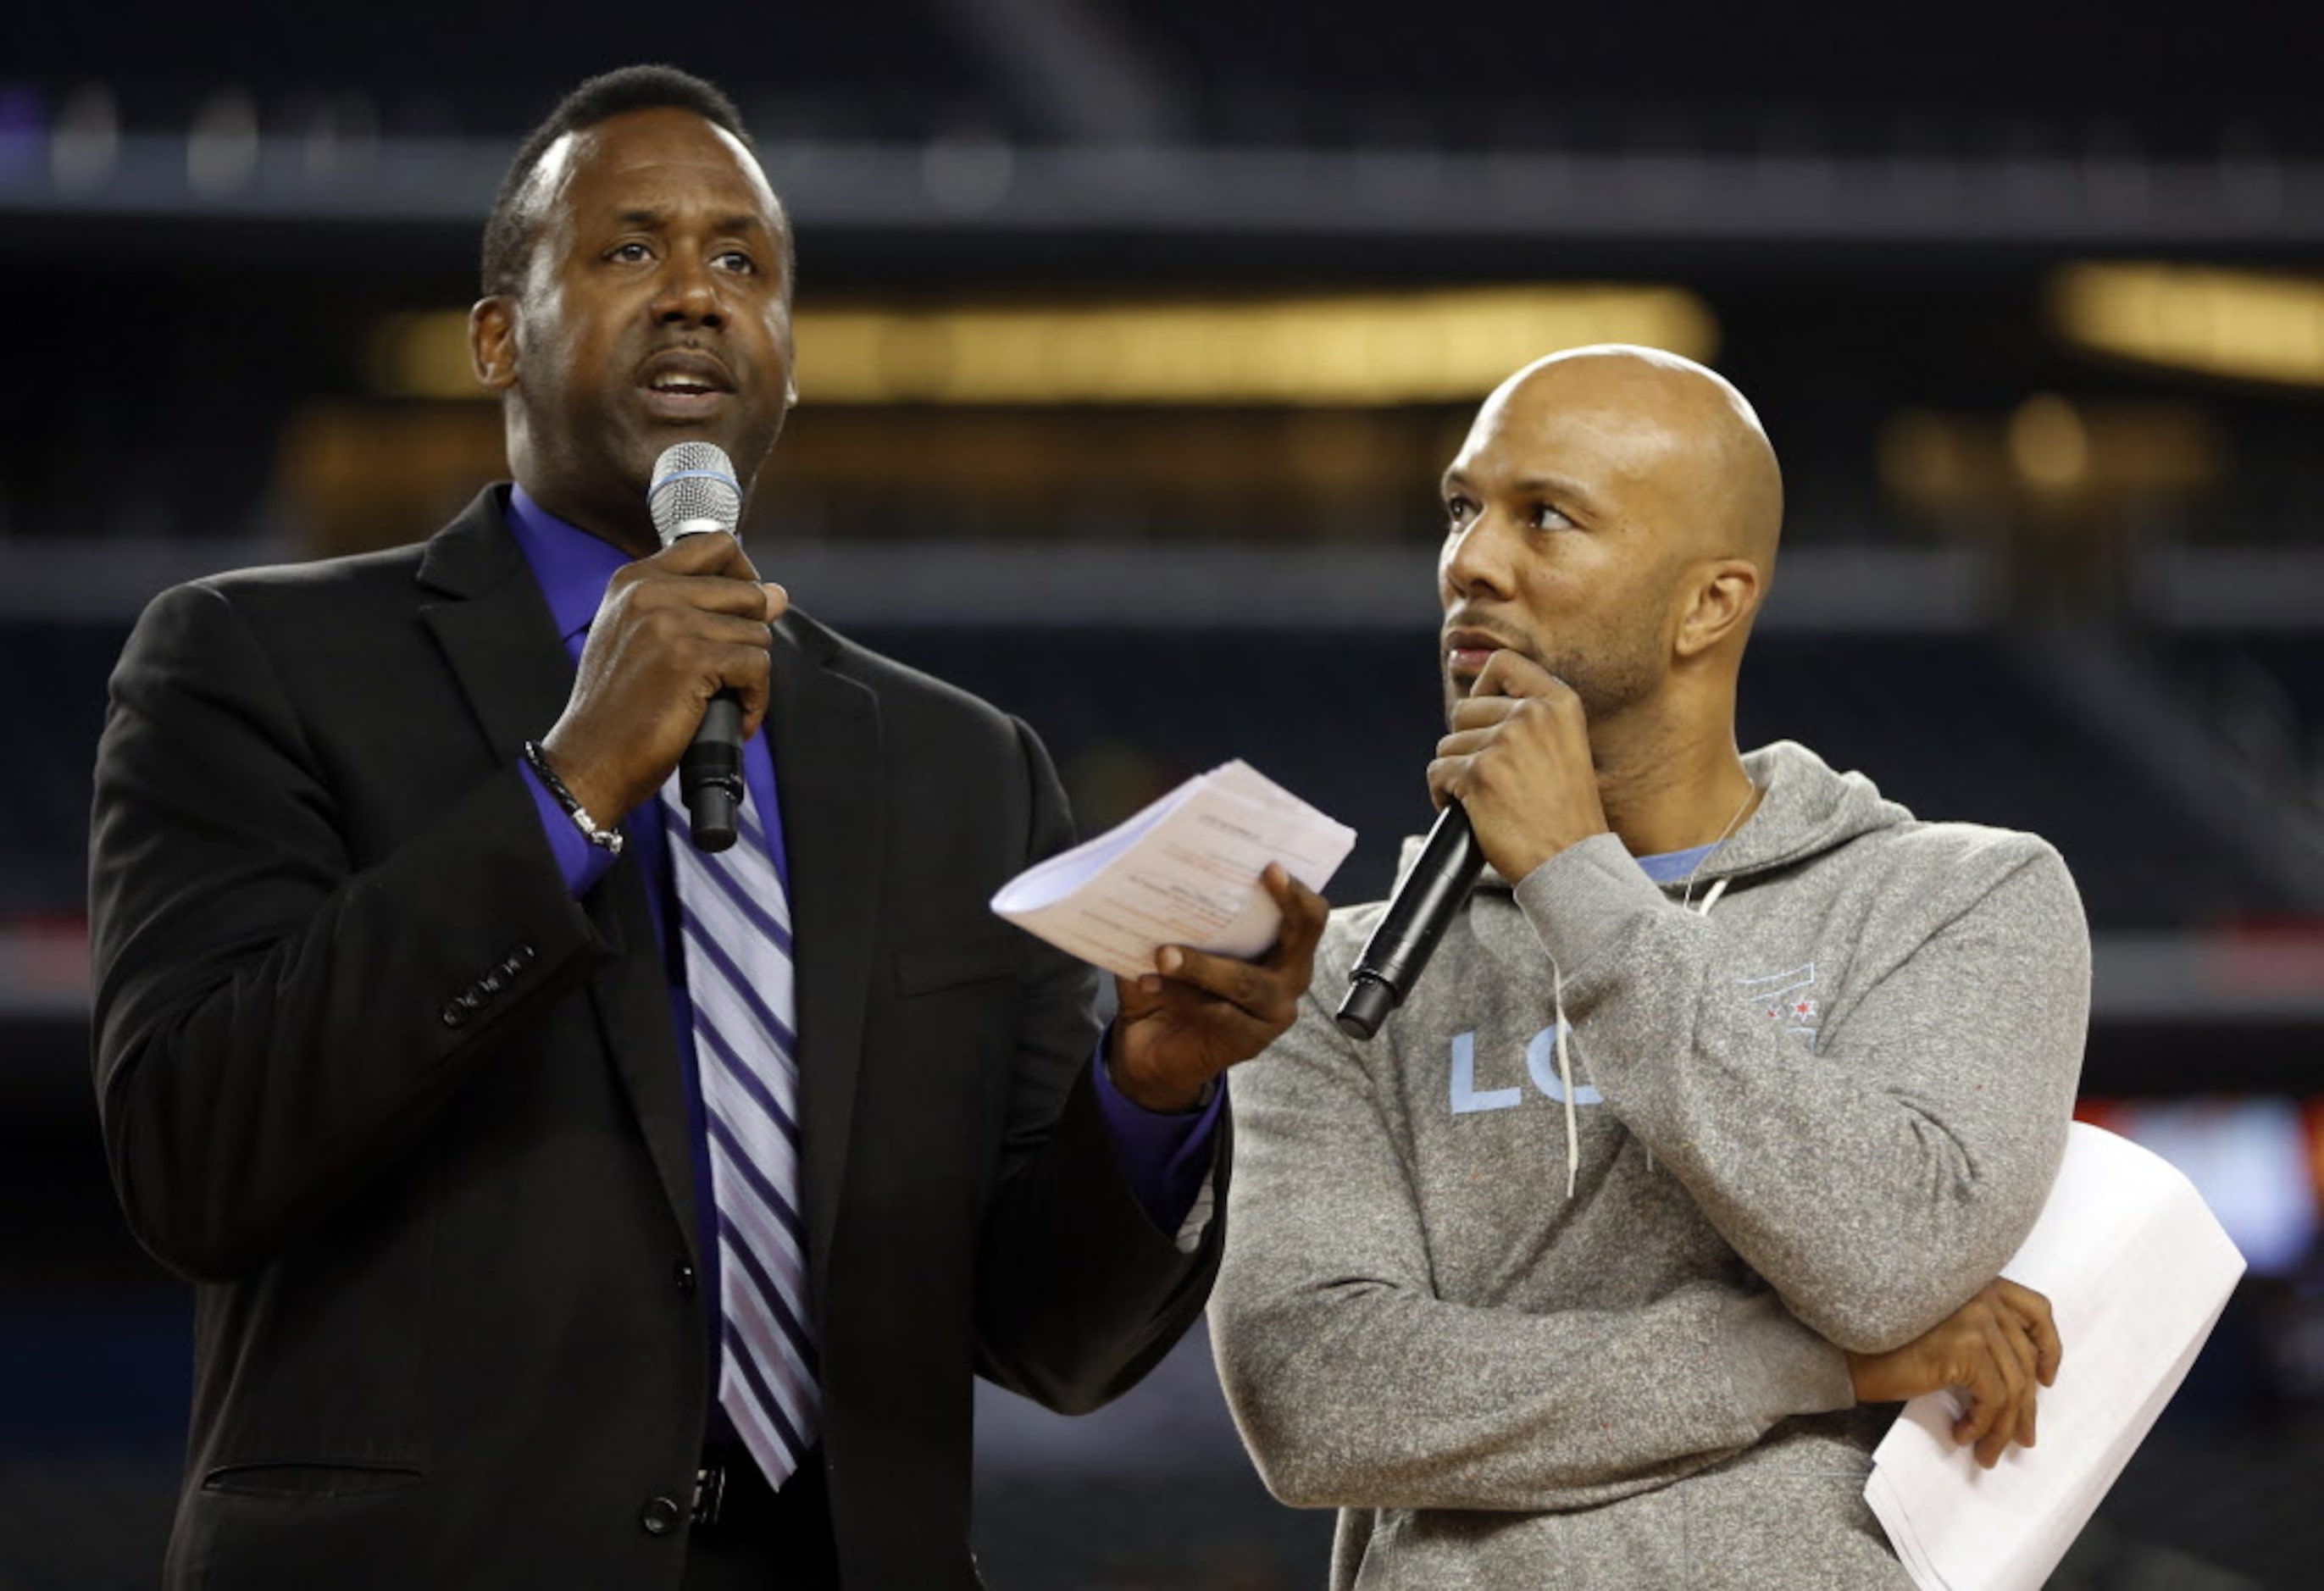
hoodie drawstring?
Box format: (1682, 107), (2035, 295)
(1557, 873), (1727, 1200)
(1553, 964), (1578, 1199)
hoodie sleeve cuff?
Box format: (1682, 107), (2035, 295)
(1511, 833), (1668, 986)
(1723, 1291), (1858, 1425)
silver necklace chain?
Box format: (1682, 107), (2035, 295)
(1680, 781), (1760, 911)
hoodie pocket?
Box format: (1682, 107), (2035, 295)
(1682, 1464), (1903, 1588)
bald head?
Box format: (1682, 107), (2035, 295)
(1471, 344), (1783, 573)
(1437, 345), (1784, 729)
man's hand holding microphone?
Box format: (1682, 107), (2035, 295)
(537, 444), (783, 849)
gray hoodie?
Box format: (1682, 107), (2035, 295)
(1210, 740), (2089, 1590)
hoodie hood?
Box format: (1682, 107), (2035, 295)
(1696, 740), (1913, 881)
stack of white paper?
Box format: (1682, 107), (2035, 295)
(990, 761), (1356, 980)
(1864, 1122), (2247, 1591)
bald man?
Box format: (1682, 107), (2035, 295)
(1209, 347), (2090, 1589)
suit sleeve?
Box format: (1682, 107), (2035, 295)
(1207, 988), (1855, 1513)
(88, 580), (608, 1282)
(1520, 833), (2089, 1353)
(970, 718), (1225, 1415)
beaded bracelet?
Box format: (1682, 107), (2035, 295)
(522, 740), (624, 856)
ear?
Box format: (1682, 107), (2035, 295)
(1674, 558), (1761, 660)
(469, 297), (519, 393)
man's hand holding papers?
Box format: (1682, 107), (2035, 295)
(1864, 1123), (2247, 1590)
(1106, 863), (1328, 1111)
(991, 761), (1352, 1111)
(1850, 1278), (2063, 1469)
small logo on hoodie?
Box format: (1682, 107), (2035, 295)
(1737, 963), (1819, 1049)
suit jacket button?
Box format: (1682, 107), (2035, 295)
(640, 1495), (683, 1536)
(674, 1261), (697, 1297)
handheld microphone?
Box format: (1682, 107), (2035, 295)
(648, 441), (747, 853)
(1334, 801), (1484, 1040)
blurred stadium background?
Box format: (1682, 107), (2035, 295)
(4, 2), (2323, 1585)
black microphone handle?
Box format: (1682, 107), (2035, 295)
(1335, 801), (1485, 1040)
(680, 691), (746, 853)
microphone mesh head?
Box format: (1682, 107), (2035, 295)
(648, 442), (741, 546)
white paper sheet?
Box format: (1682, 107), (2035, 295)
(990, 760), (1355, 979)
(1864, 1122), (2247, 1591)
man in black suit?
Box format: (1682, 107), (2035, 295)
(89, 65), (1323, 1589)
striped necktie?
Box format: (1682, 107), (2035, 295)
(660, 773), (818, 1490)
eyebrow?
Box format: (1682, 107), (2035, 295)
(611, 208), (774, 237)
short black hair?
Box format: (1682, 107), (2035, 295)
(480, 64), (763, 298)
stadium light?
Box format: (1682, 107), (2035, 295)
(2053, 263), (2324, 389)
(367, 285), (1717, 407)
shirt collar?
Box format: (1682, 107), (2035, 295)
(1634, 840), (1722, 884)
(505, 485), (637, 643)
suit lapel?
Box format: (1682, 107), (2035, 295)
(764, 613), (883, 1309)
(414, 491), (574, 781)
(415, 490), (701, 1260)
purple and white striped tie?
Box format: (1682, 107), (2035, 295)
(661, 773), (818, 1490)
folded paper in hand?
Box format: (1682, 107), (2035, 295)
(990, 761), (1356, 980)
(1864, 1121), (2246, 1591)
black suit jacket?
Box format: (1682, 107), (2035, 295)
(89, 487), (1224, 1588)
